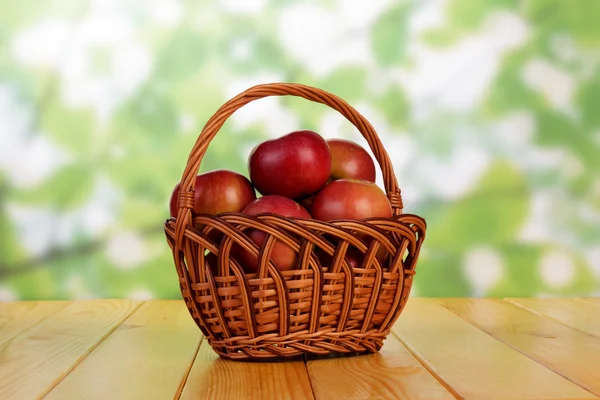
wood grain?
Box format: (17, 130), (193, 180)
(2, 298), (599, 399)
(180, 338), (314, 400)
(307, 334), (454, 400)
(506, 298), (600, 338)
(392, 298), (597, 400)
(440, 298), (600, 397)
(0, 299), (141, 400)
(0, 300), (70, 346)
(44, 300), (202, 400)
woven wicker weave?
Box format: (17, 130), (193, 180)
(164, 83), (426, 360)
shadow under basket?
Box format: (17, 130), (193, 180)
(164, 82), (427, 361)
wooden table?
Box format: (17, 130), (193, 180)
(1, 298), (600, 399)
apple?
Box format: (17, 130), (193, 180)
(169, 169), (256, 217)
(345, 249), (363, 269)
(298, 195), (316, 213)
(239, 230), (297, 273)
(296, 177), (332, 213)
(248, 130), (331, 199)
(169, 183), (184, 217)
(236, 195), (311, 272)
(317, 243), (389, 270)
(317, 247), (363, 270)
(327, 139), (376, 182)
(242, 195), (312, 217)
(311, 179), (392, 221)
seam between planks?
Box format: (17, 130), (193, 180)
(173, 335), (205, 400)
(38, 300), (146, 400)
(0, 301), (73, 347)
(389, 330), (463, 400)
(503, 298), (600, 340)
(302, 354), (318, 400)
(436, 299), (600, 399)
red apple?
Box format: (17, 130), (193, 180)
(327, 139), (376, 182)
(248, 130), (331, 199)
(317, 247), (363, 270)
(242, 195), (311, 217)
(298, 195), (316, 213)
(317, 245), (390, 271)
(169, 169), (256, 217)
(296, 177), (332, 213)
(236, 196), (311, 272)
(169, 183), (183, 217)
(239, 229), (298, 273)
(311, 179), (392, 221)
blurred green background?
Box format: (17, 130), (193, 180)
(1, 0), (599, 301)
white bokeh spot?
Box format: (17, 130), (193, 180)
(396, 10), (529, 115)
(416, 145), (491, 200)
(65, 275), (95, 300)
(539, 249), (576, 289)
(106, 231), (149, 270)
(220, 0), (266, 15)
(495, 111), (536, 149)
(229, 38), (254, 61)
(225, 73), (285, 100)
(519, 190), (554, 243)
(6, 204), (57, 257)
(0, 286), (18, 302)
(12, 19), (75, 69)
(463, 247), (504, 295)
(522, 58), (575, 112)
(150, 0), (183, 26)
(5, 135), (71, 190)
(278, 3), (373, 77)
(52, 175), (121, 247)
(126, 288), (155, 300)
(0, 86), (71, 189)
(227, 77), (300, 139)
(337, 0), (396, 30)
(56, 5), (153, 124)
(408, 0), (447, 36)
(179, 112), (196, 134)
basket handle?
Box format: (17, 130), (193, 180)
(174, 83), (404, 227)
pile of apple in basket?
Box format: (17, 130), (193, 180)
(169, 130), (394, 274)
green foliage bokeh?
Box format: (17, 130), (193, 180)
(1, 0), (599, 300)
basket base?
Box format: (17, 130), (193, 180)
(208, 334), (385, 361)
(216, 349), (379, 362)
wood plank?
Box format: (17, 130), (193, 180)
(0, 301), (70, 346)
(0, 299), (141, 400)
(392, 298), (597, 400)
(440, 298), (600, 397)
(307, 334), (455, 400)
(44, 300), (202, 400)
(180, 338), (314, 400)
(579, 298), (600, 308)
(506, 298), (600, 338)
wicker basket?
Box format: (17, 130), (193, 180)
(164, 82), (426, 360)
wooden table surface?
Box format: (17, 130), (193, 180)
(1, 298), (600, 400)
